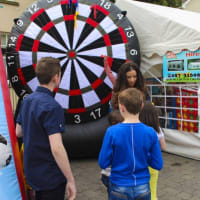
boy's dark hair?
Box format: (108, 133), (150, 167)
(36, 57), (61, 84)
(108, 109), (124, 125)
(139, 101), (160, 133)
(118, 88), (143, 114)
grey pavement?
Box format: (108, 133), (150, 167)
(67, 152), (200, 200)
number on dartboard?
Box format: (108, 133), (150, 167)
(11, 75), (19, 83)
(10, 36), (17, 43)
(7, 56), (14, 61)
(7, 62), (14, 67)
(74, 115), (81, 124)
(27, 3), (40, 14)
(90, 108), (101, 120)
(16, 19), (24, 27)
(117, 14), (124, 20)
(125, 26), (134, 38)
(20, 90), (26, 97)
(8, 43), (15, 48)
(8, 36), (17, 47)
(23, 94), (30, 100)
(130, 49), (138, 56)
(100, 0), (111, 9)
(127, 31), (134, 38)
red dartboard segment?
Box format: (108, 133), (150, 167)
(43, 21), (54, 32)
(32, 40), (40, 52)
(68, 108), (86, 114)
(91, 78), (103, 90)
(118, 27), (128, 44)
(90, 4), (109, 16)
(33, 63), (37, 70)
(60, 0), (71, 5)
(6, 0), (140, 124)
(101, 92), (112, 104)
(30, 8), (45, 21)
(69, 89), (82, 96)
(103, 34), (112, 47)
(64, 15), (76, 21)
(86, 18), (99, 28)
(17, 68), (26, 86)
(16, 35), (24, 51)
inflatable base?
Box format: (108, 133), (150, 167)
(63, 115), (109, 158)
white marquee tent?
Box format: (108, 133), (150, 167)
(116, 0), (200, 72)
(116, 0), (200, 160)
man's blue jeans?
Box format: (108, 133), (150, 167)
(108, 182), (151, 200)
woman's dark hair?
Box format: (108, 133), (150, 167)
(113, 61), (145, 93)
(111, 61), (145, 109)
(139, 101), (160, 133)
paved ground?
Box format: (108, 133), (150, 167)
(67, 152), (200, 200)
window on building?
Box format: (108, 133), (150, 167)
(0, 0), (19, 6)
(1, 32), (9, 49)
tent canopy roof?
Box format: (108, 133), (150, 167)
(116, 0), (200, 57)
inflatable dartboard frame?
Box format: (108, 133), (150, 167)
(6, 0), (140, 157)
(0, 40), (26, 200)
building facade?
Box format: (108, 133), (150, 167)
(0, 0), (34, 112)
(0, 0), (34, 49)
(183, 0), (200, 12)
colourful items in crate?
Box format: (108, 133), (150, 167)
(175, 89), (198, 133)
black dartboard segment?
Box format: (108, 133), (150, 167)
(6, 0), (140, 124)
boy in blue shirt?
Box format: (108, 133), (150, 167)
(16, 57), (76, 200)
(99, 88), (163, 200)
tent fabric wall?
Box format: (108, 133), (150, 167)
(140, 54), (162, 74)
(164, 128), (200, 160)
(116, 0), (200, 57)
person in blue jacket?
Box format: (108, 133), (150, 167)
(98, 88), (163, 200)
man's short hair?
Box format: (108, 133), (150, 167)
(36, 57), (61, 85)
(118, 88), (143, 114)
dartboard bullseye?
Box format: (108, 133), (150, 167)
(68, 50), (76, 59)
(6, 0), (140, 124)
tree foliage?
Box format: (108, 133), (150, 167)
(134, 0), (182, 7)
(110, 0), (182, 7)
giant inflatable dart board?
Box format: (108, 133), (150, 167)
(6, 0), (140, 156)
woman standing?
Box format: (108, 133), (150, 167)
(104, 56), (146, 109)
